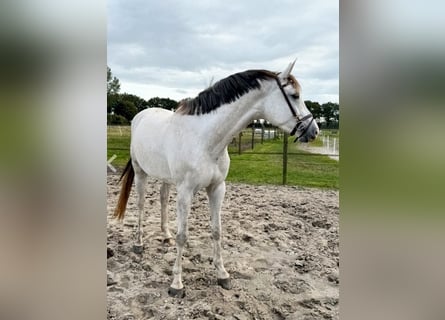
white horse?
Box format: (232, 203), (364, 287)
(114, 62), (319, 297)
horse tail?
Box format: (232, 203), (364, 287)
(114, 158), (134, 220)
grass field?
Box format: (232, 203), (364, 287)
(107, 126), (131, 167)
(305, 129), (339, 148)
(107, 126), (338, 189)
(227, 134), (338, 188)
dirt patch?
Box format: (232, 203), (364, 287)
(298, 144), (339, 161)
(107, 174), (339, 319)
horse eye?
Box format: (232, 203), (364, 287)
(291, 94), (300, 99)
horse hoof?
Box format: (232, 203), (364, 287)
(168, 287), (185, 298)
(133, 244), (143, 254)
(217, 278), (232, 290)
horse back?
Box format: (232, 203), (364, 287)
(130, 108), (229, 187)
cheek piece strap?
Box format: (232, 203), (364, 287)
(290, 114), (314, 142)
(275, 77), (314, 142)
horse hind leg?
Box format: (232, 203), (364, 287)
(133, 164), (148, 254)
(168, 185), (192, 298)
(160, 182), (174, 245)
(206, 181), (231, 290)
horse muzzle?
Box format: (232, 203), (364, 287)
(290, 115), (319, 143)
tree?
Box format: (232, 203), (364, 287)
(120, 93), (149, 112)
(107, 93), (121, 114)
(107, 66), (121, 95)
(331, 103), (339, 127)
(147, 97), (178, 110)
(305, 100), (323, 125)
(304, 100), (339, 129)
(107, 114), (129, 125)
(321, 102), (339, 129)
(114, 100), (138, 121)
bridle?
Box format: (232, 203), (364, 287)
(275, 77), (315, 142)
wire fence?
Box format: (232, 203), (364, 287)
(107, 125), (339, 156)
(107, 125), (339, 187)
(227, 126), (339, 157)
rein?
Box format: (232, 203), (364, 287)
(275, 77), (314, 142)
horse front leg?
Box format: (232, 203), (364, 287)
(160, 182), (174, 245)
(168, 185), (192, 298)
(206, 181), (231, 289)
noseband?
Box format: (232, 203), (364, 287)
(275, 77), (314, 142)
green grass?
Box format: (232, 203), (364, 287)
(107, 126), (339, 189)
(107, 126), (131, 167)
(227, 137), (338, 188)
(306, 129), (340, 147)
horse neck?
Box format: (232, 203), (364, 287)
(199, 90), (263, 156)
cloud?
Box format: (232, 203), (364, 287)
(108, 0), (338, 103)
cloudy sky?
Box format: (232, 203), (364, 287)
(107, 0), (338, 103)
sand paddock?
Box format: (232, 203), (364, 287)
(107, 173), (338, 319)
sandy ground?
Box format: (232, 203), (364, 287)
(107, 173), (339, 320)
(297, 145), (339, 161)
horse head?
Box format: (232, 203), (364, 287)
(262, 61), (319, 143)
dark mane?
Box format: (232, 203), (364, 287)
(176, 69), (277, 115)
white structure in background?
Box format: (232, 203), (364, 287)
(254, 119), (277, 140)
(322, 135), (339, 156)
(107, 154), (117, 173)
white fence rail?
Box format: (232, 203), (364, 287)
(322, 135), (339, 158)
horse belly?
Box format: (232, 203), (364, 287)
(134, 145), (172, 182)
(173, 153), (229, 190)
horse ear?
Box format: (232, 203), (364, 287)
(280, 59), (296, 80)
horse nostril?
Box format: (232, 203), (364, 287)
(310, 131), (317, 140)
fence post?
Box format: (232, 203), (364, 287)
(238, 131), (242, 155)
(282, 132), (289, 185)
(251, 125), (255, 149)
(326, 136), (329, 154)
(260, 125), (264, 144)
(333, 137), (337, 155)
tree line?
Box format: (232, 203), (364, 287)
(107, 67), (177, 124)
(107, 67), (339, 128)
